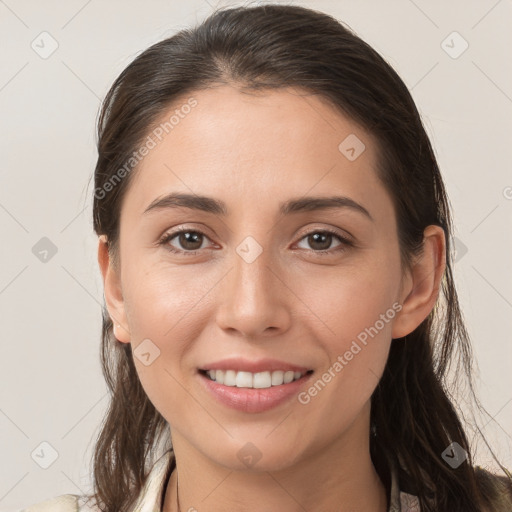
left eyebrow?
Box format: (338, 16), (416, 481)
(143, 192), (374, 221)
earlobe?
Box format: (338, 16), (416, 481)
(391, 225), (446, 339)
(97, 235), (131, 343)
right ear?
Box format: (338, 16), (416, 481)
(97, 235), (131, 343)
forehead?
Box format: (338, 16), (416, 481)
(148, 85), (371, 162)
(122, 85), (386, 219)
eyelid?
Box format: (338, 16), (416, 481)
(291, 227), (354, 255)
(158, 224), (355, 255)
(294, 224), (355, 243)
(157, 222), (213, 241)
(157, 225), (216, 251)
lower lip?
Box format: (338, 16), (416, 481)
(198, 371), (314, 413)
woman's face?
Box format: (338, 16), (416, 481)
(106, 85), (414, 471)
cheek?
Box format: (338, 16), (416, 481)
(299, 257), (400, 404)
(122, 259), (214, 339)
(305, 257), (401, 345)
(122, 266), (203, 424)
(121, 261), (219, 418)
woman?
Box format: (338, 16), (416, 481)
(22, 4), (512, 512)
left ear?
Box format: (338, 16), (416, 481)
(392, 225), (446, 339)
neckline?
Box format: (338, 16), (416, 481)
(157, 449), (401, 512)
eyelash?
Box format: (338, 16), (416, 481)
(158, 227), (353, 257)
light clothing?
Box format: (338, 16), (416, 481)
(19, 449), (421, 511)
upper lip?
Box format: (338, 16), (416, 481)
(199, 357), (312, 374)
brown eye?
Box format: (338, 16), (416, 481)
(158, 227), (352, 257)
(159, 229), (211, 254)
(295, 229), (352, 255)
(305, 232), (334, 251)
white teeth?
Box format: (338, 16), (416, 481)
(224, 370), (237, 386)
(203, 369), (307, 388)
(236, 371), (253, 388)
(271, 370), (284, 385)
(253, 372), (271, 389)
(284, 371), (294, 384)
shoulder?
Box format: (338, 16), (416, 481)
(474, 466), (512, 511)
(399, 491), (421, 511)
(20, 494), (96, 512)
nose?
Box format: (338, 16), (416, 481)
(215, 242), (292, 339)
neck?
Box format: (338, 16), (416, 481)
(163, 407), (387, 512)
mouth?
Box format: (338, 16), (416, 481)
(197, 367), (315, 413)
(198, 368), (314, 389)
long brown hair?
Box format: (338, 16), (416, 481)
(88, 4), (512, 511)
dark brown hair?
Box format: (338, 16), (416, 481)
(88, 4), (512, 511)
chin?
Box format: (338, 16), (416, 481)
(205, 441), (304, 474)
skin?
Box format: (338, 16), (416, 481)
(98, 84), (445, 512)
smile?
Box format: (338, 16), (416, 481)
(200, 369), (312, 388)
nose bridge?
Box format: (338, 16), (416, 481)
(232, 234), (279, 309)
(235, 238), (274, 299)
(216, 234), (291, 336)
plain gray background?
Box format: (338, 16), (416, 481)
(1, 0), (511, 510)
